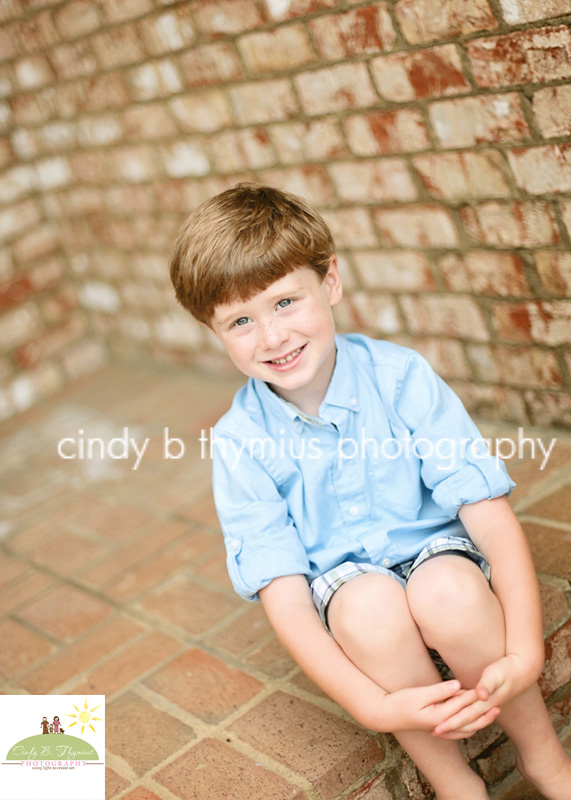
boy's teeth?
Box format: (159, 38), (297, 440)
(270, 346), (302, 364)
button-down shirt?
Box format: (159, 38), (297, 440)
(212, 334), (515, 601)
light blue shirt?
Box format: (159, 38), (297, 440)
(212, 334), (515, 601)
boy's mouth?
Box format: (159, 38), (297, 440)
(266, 344), (306, 366)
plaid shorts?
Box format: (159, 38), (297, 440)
(310, 535), (491, 680)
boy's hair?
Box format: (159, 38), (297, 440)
(169, 182), (335, 326)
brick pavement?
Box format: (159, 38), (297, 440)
(0, 362), (569, 800)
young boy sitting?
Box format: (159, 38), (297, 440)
(170, 182), (571, 800)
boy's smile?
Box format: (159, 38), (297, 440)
(210, 258), (343, 415)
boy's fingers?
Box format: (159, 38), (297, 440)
(432, 704), (500, 737)
(422, 679), (461, 707)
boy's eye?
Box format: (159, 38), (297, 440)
(276, 298), (292, 309)
(233, 317), (250, 327)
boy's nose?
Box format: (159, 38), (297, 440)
(258, 320), (288, 350)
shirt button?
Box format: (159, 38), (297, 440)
(229, 539), (240, 550)
(350, 397), (358, 406)
(349, 505), (360, 516)
(382, 558), (391, 568)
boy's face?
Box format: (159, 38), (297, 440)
(210, 257), (342, 413)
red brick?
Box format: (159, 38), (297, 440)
(349, 292), (402, 335)
(270, 118), (347, 164)
(0, 570), (55, 616)
(500, 0), (571, 23)
(539, 620), (571, 698)
(53, 0), (101, 39)
(207, 603), (273, 656)
(373, 205), (459, 248)
(121, 790), (162, 800)
(561, 199), (571, 237)
(532, 84), (571, 138)
(28, 530), (106, 575)
(208, 127), (276, 173)
(0, 304), (42, 351)
(344, 109), (429, 155)
(309, 5), (396, 58)
(19, 615), (144, 693)
(395, 0), (497, 44)
(401, 295), (490, 340)
(155, 738), (307, 800)
(12, 224), (61, 266)
(413, 150), (510, 200)
(144, 648), (263, 723)
(228, 78), (298, 125)
(105, 768), (130, 799)
(0, 619), (53, 678)
(194, 0), (262, 36)
(16, 314), (85, 368)
(170, 90), (232, 133)
(524, 390), (571, 428)
(106, 692), (195, 776)
(138, 8), (195, 55)
(329, 159), (417, 203)
(79, 501), (154, 540)
(14, 11), (58, 54)
(128, 58), (183, 101)
(361, 243), (423, 286)
(259, 165), (336, 206)
(91, 26), (145, 69)
(50, 40), (97, 80)
(239, 23), (315, 73)
(524, 484), (571, 526)
(178, 42), (243, 89)
(321, 207), (377, 248)
(441, 251), (531, 296)
(429, 94), (529, 148)
(468, 344), (563, 388)
(70, 631), (181, 696)
(122, 103), (177, 140)
(460, 201), (560, 247)
(229, 691), (385, 800)
(371, 44), (469, 102)
(295, 63), (378, 116)
(467, 26), (571, 88)
(508, 144), (571, 195)
(245, 636), (297, 678)
(18, 584), (111, 641)
(0, 198), (40, 243)
(408, 337), (471, 379)
(140, 576), (241, 634)
(98, 0), (151, 23)
(535, 251), (571, 296)
(262, 0), (337, 21)
(491, 300), (571, 345)
(13, 54), (54, 89)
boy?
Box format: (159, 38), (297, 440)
(170, 183), (571, 799)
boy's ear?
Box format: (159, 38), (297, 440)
(201, 319), (218, 339)
(325, 254), (343, 307)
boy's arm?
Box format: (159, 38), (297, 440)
(260, 573), (499, 734)
(433, 496), (545, 737)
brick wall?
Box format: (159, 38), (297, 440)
(1, 0), (571, 427)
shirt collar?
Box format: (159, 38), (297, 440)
(251, 334), (360, 424)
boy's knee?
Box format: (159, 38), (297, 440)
(407, 556), (491, 639)
(328, 573), (411, 646)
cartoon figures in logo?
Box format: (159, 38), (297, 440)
(53, 716), (61, 734)
(40, 717), (49, 734)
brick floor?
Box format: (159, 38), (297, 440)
(0, 362), (569, 800)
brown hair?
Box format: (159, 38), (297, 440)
(169, 182), (336, 325)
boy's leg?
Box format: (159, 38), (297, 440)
(407, 554), (571, 800)
(327, 572), (489, 799)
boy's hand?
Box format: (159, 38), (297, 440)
(378, 680), (500, 735)
(431, 654), (536, 739)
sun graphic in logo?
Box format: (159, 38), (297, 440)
(66, 698), (104, 736)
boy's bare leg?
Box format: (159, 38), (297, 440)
(407, 555), (571, 800)
(328, 573), (489, 800)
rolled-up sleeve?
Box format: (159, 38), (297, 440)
(212, 433), (311, 601)
(395, 352), (516, 519)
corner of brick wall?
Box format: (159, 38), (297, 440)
(1, 0), (571, 426)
